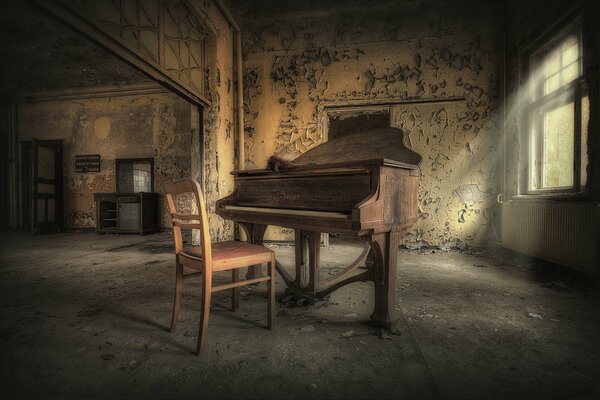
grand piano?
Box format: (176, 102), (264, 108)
(216, 127), (421, 328)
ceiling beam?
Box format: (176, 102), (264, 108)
(33, 0), (211, 108)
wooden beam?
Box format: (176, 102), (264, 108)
(33, 0), (211, 108)
(20, 82), (169, 103)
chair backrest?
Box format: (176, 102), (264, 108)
(165, 180), (212, 266)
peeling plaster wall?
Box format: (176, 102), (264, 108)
(189, 0), (237, 241)
(235, 0), (503, 246)
(13, 0), (240, 239)
(18, 92), (193, 229)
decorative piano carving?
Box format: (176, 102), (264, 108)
(216, 127), (421, 329)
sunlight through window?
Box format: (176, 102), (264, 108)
(527, 26), (587, 193)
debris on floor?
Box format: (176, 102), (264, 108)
(528, 312), (544, 319)
(0, 232), (598, 399)
(300, 325), (315, 333)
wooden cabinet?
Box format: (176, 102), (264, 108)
(94, 193), (159, 234)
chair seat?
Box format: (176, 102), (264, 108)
(180, 241), (274, 271)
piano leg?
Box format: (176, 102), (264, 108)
(239, 222), (268, 279)
(293, 230), (320, 291)
(285, 230), (322, 302)
(367, 231), (399, 329)
(294, 230), (309, 287)
(307, 231), (321, 292)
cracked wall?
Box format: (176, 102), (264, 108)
(14, 0), (240, 239)
(18, 91), (193, 229)
(190, 0), (238, 241)
(234, 0), (503, 246)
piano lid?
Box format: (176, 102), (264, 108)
(293, 127), (421, 168)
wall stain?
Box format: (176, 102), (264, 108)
(238, 0), (502, 246)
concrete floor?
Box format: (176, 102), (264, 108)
(0, 231), (598, 399)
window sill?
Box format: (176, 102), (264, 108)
(509, 191), (593, 202)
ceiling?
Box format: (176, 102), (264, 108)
(226, 0), (389, 15)
(0, 0), (151, 103)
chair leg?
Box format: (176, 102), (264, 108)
(231, 269), (239, 311)
(170, 261), (183, 332)
(268, 255), (276, 330)
(196, 270), (212, 354)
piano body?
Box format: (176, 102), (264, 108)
(216, 127), (421, 328)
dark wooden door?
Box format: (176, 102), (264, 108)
(31, 139), (63, 233)
(0, 130), (8, 228)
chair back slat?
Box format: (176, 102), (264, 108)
(165, 180), (212, 266)
(172, 221), (203, 230)
(172, 213), (202, 221)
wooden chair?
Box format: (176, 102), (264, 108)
(165, 179), (276, 354)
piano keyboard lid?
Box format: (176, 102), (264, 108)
(233, 127), (422, 176)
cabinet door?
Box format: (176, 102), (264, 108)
(118, 202), (141, 231)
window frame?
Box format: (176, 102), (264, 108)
(523, 19), (587, 196)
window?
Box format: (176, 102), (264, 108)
(527, 24), (588, 193)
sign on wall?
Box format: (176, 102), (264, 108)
(74, 154), (101, 172)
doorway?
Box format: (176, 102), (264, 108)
(21, 139), (64, 233)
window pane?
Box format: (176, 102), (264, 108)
(544, 73), (560, 94)
(529, 115), (540, 189)
(562, 42), (578, 65)
(561, 62), (579, 84)
(545, 49), (561, 76)
(38, 146), (55, 180)
(542, 102), (574, 188)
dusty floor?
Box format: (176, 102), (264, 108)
(0, 231), (598, 399)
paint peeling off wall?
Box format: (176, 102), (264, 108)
(235, 0), (503, 246)
(18, 92), (193, 229)
(189, 0), (237, 241)
(392, 102), (499, 247)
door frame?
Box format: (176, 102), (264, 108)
(19, 140), (32, 231)
(24, 139), (64, 233)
